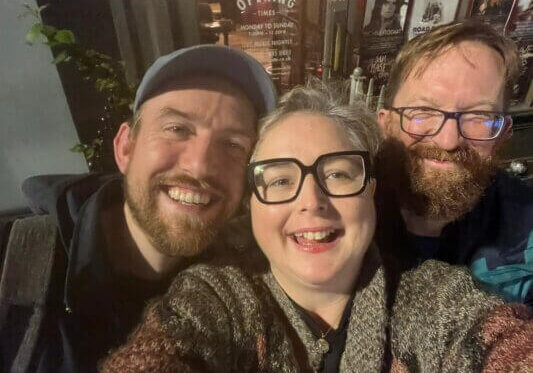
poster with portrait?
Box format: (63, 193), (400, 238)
(358, 0), (411, 88)
(363, 0), (407, 37)
(505, 0), (533, 107)
(470, 0), (516, 33)
(407, 0), (460, 40)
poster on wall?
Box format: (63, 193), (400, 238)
(226, 0), (302, 92)
(407, 0), (460, 40)
(357, 0), (410, 88)
(505, 0), (533, 108)
(470, 0), (516, 33)
(362, 0), (407, 36)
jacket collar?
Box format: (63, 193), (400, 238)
(63, 176), (124, 312)
(262, 243), (388, 372)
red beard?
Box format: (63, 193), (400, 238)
(377, 139), (498, 221)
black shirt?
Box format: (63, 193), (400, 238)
(0, 175), (177, 372)
(293, 295), (354, 372)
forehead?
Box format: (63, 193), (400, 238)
(255, 112), (357, 162)
(155, 74), (252, 104)
(394, 41), (506, 109)
(138, 75), (257, 132)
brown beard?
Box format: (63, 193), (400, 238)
(124, 173), (221, 258)
(377, 139), (498, 221)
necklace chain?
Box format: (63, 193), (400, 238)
(320, 326), (333, 339)
(316, 326), (334, 355)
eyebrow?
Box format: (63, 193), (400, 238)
(158, 106), (256, 137)
(408, 97), (501, 111)
(157, 107), (194, 121)
(218, 127), (256, 139)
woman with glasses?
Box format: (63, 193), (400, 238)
(101, 81), (532, 373)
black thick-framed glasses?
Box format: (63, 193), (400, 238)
(248, 150), (372, 204)
(389, 106), (508, 141)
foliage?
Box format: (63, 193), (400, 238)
(70, 138), (103, 162)
(22, 3), (137, 170)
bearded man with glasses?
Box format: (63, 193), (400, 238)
(377, 20), (533, 305)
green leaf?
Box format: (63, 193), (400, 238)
(40, 24), (57, 39)
(85, 148), (95, 160)
(53, 51), (68, 64)
(25, 23), (45, 44)
(99, 62), (113, 72)
(54, 30), (75, 44)
(95, 78), (105, 91)
(70, 143), (85, 153)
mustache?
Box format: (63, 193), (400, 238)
(152, 174), (217, 192)
(409, 145), (481, 165)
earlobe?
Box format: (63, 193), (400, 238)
(114, 122), (135, 174)
(377, 109), (391, 137)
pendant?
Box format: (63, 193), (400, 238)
(316, 337), (330, 354)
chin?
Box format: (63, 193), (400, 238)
(294, 265), (340, 287)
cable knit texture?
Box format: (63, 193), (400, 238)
(100, 247), (533, 372)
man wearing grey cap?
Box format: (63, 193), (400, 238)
(0, 45), (276, 373)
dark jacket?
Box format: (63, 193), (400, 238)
(0, 174), (174, 372)
(376, 172), (533, 305)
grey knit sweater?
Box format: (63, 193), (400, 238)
(101, 247), (533, 372)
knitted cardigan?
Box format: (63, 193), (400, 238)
(100, 247), (533, 372)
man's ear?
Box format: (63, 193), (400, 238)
(114, 122), (135, 174)
(377, 109), (392, 138)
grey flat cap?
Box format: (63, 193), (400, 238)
(133, 44), (277, 116)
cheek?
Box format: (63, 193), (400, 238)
(250, 200), (287, 255)
(131, 139), (180, 177)
(338, 197), (376, 242)
(469, 141), (496, 158)
(390, 129), (419, 148)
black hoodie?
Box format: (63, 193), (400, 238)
(1, 173), (173, 372)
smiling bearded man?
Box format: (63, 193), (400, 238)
(120, 75), (259, 259)
(0, 45), (276, 373)
(375, 20), (533, 306)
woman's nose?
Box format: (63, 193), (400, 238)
(295, 175), (329, 213)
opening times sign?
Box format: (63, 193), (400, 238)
(236, 0), (297, 11)
(238, 21), (296, 63)
(228, 0), (302, 92)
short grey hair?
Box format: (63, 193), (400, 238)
(250, 79), (383, 167)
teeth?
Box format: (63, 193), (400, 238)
(168, 187), (210, 206)
(294, 229), (334, 241)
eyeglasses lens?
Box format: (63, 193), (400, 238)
(402, 108), (443, 136)
(253, 161), (301, 203)
(317, 154), (365, 196)
(460, 112), (504, 139)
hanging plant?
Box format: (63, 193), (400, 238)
(22, 3), (137, 171)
